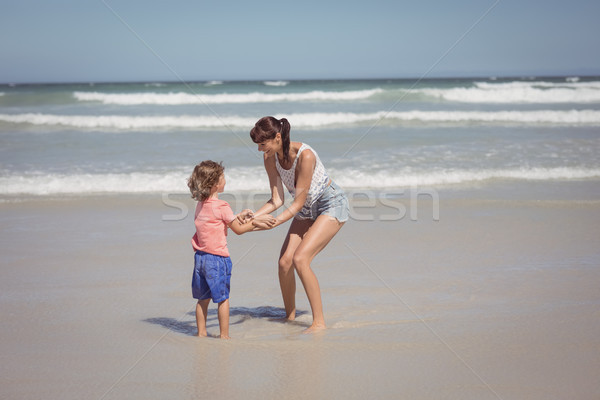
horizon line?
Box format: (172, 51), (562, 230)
(2, 73), (600, 86)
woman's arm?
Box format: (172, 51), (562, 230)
(253, 153), (285, 217)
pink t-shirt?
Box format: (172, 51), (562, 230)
(191, 198), (235, 257)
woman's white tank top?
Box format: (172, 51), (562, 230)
(275, 143), (330, 207)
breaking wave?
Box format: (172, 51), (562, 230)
(2, 110), (600, 131)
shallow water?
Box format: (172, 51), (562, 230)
(2, 77), (600, 196)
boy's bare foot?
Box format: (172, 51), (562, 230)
(302, 324), (326, 334)
(196, 331), (207, 337)
(219, 334), (231, 340)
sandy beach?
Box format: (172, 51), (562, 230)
(1, 180), (599, 399)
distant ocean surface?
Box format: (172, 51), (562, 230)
(1, 77), (600, 196)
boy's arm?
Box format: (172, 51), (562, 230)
(228, 214), (276, 235)
(228, 217), (257, 235)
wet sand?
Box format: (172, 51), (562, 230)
(1, 181), (599, 399)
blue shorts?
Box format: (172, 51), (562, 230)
(192, 251), (232, 303)
(296, 180), (349, 222)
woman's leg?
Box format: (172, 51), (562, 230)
(279, 218), (313, 320)
(292, 215), (344, 332)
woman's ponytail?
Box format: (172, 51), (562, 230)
(280, 118), (291, 164)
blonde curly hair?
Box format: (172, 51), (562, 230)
(187, 160), (224, 201)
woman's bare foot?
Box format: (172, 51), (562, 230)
(219, 334), (231, 340)
(196, 331), (207, 337)
(302, 324), (326, 334)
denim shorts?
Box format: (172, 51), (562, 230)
(296, 180), (349, 222)
(192, 251), (232, 303)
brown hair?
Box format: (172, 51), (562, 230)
(187, 160), (224, 201)
(250, 116), (291, 163)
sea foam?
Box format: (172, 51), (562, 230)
(263, 81), (289, 86)
(416, 81), (600, 103)
(2, 110), (599, 130)
(2, 167), (599, 196)
(72, 88), (383, 105)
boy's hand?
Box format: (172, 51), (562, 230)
(252, 214), (277, 229)
(237, 209), (254, 224)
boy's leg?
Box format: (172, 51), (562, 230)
(196, 299), (210, 337)
(217, 299), (230, 339)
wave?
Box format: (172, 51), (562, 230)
(0, 113), (256, 130)
(66, 80), (600, 105)
(415, 80), (600, 103)
(72, 88), (383, 105)
(2, 167), (599, 196)
(2, 110), (600, 130)
(333, 167), (600, 188)
(0, 171), (190, 196)
(263, 81), (289, 86)
(283, 110), (600, 126)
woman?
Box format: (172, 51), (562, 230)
(244, 116), (349, 333)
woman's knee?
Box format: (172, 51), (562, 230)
(279, 254), (294, 273)
(292, 251), (310, 271)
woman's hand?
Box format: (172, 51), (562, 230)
(237, 209), (254, 224)
(252, 214), (277, 229)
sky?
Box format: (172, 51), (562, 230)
(1, 0), (599, 84)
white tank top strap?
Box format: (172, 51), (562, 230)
(275, 143), (330, 207)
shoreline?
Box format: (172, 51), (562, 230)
(2, 176), (599, 200)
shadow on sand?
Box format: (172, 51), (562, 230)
(144, 306), (308, 336)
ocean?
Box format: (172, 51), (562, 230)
(2, 77), (600, 399)
(1, 76), (600, 197)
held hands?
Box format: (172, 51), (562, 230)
(236, 209), (276, 230)
(252, 213), (277, 229)
(237, 209), (254, 224)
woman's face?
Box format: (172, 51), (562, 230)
(257, 137), (280, 157)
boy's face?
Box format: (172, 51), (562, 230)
(216, 174), (226, 193)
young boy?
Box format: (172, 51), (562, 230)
(187, 160), (274, 339)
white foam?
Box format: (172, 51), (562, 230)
(475, 81), (600, 89)
(383, 109), (600, 125)
(2, 110), (600, 131)
(415, 80), (600, 103)
(333, 167), (600, 188)
(0, 171), (199, 196)
(2, 167), (599, 196)
(0, 167), (268, 196)
(283, 110), (600, 126)
(263, 81), (289, 87)
(0, 113), (255, 130)
(72, 88), (383, 105)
